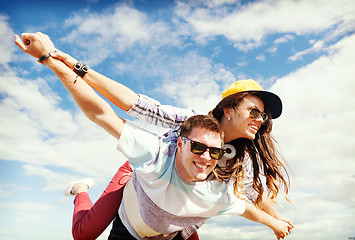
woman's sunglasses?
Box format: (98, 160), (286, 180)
(181, 136), (225, 160)
(249, 108), (268, 124)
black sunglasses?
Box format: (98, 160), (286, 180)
(249, 108), (268, 123)
(181, 136), (225, 160)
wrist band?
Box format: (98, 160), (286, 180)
(38, 51), (57, 63)
(73, 62), (90, 78)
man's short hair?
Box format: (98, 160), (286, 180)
(180, 115), (224, 142)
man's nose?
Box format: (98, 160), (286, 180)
(200, 150), (212, 160)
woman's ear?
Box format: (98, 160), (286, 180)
(223, 108), (231, 119)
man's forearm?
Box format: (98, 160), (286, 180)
(43, 57), (106, 120)
(14, 32), (126, 139)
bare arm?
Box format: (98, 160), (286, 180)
(241, 202), (292, 240)
(49, 51), (196, 128)
(15, 32), (125, 139)
(50, 50), (139, 111)
(260, 193), (294, 228)
(242, 157), (294, 228)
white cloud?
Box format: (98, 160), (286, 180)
(197, 34), (355, 240)
(0, 68), (126, 178)
(267, 46), (278, 53)
(155, 51), (235, 112)
(0, 60), (126, 238)
(199, 218), (274, 240)
(288, 40), (325, 61)
(256, 54), (266, 61)
(202, 0), (240, 8)
(236, 58), (248, 67)
(274, 34), (294, 45)
(0, 200), (74, 239)
(60, 4), (173, 65)
(175, 0), (355, 51)
(269, 34), (355, 238)
(0, 14), (16, 65)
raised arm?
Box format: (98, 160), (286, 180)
(48, 50), (139, 111)
(15, 32), (125, 140)
(51, 51), (197, 129)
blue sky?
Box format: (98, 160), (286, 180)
(1, 0), (355, 239)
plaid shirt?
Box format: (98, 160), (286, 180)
(127, 94), (198, 129)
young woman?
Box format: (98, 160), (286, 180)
(15, 32), (293, 240)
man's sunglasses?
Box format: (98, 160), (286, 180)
(249, 108), (268, 124)
(181, 136), (225, 160)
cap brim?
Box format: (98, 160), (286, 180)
(253, 91), (282, 119)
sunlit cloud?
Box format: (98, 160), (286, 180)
(174, 0), (355, 51)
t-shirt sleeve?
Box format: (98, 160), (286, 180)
(223, 182), (246, 216)
(117, 121), (160, 169)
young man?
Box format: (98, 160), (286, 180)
(114, 114), (237, 239)
(15, 32), (292, 240)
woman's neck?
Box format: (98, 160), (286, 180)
(221, 117), (241, 143)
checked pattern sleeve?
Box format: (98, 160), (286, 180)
(127, 94), (199, 129)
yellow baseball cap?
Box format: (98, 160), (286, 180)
(222, 79), (282, 119)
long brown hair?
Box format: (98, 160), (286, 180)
(211, 91), (290, 207)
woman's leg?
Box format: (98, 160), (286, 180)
(187, 231), (199, 240)
(72, 161), (132, 240)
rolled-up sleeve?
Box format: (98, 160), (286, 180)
(127, 94), (198, 129)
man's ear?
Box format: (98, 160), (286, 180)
(177, 136), (183, 152)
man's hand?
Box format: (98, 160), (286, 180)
(14, 32), (56, 60)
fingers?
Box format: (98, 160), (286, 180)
(280, 217), (295, 229)
(14, 35), (26, 52)
(51, 50), (78, 69)
(278, 235), (284, 240)
(285, 219), (294, 228)
(50, 50), (66, 61)
(287, 222), (294, 231)
(21, 33), (34, 45)
(15, 32), (57, 60)
(14, 33), (38, 52)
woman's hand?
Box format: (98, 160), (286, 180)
(278, 215), (295, 229)
(272, 219), (293, 239)
(14, 32), (56, 60)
